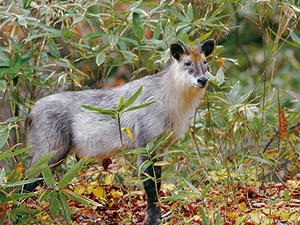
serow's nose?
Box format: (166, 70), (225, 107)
(197, 77), (208, 86)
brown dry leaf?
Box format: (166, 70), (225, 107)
(102, 158), (112, 171)
(0, 204), (6, 222)
(277, 107), (288, 140)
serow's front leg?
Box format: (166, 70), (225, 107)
(138, 155), (162, 225)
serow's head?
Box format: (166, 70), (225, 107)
(170, 39), (215, 89)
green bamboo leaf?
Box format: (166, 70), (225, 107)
(60, 188), (104, 207)
(215, 211), (221, 225)
(181, 32), (189, 44)
(166, 4), (187, 22)
(0, 146), (31, 160)
(183, 178), (201, 195)
(123, 100), (156, 113)
(0, 127), (9, 150)
(139, 160), (153, 175)
(228, 81), (240, 102)
(186, 3), (194, 22)
(284, 189), (290, 201)
(49, 191), (59, 218)
(148, 133), (173, 155)
(108, 34), (119, 46)
(71, 16), (84, 27)
(57, 158), (86, 190)
(81, 32), (106, 41)
(42, 166), (55, 189)
(252, 116), (262, 134)
(201, 184), (211, 198)
(162, 192), (192, 202)
(123, 85), (143, 109)
(200, 207), (210, 225)
(48, 37), (60, 59)
(96, 52), (106, 66)
(4, 32), (21, 50)
(58, 192), (71, 222)
(215, 68), (224, 86)
(25, 151), (57, 179)
(260, 152), (275, 166)
(117, 95), (125, 112)
(132, 12), (143, 41)
(81, 105), (117, 120)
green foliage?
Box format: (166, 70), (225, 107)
(1, 0), (300, 223)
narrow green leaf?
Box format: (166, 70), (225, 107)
(215, 68), (224, 86)
(96, 52), (106, 66)
(252, 156), (273, 165)
(215, 211), (221, 225)
(0, 146), (31, 160)
(181, 32), (189, 44)
(284, 189), (289, 201)
(107, 34), (119, 46)
(132, 12), (143, 41)
(48, 37), (60, 59)
(139, 160), (153, 175)
(123, 85), (143, 109)
(0, 127), (9, 150)
(260, 152), (275, 166)
(61, 188), (104, 207)
(123, 100), (156, 113)
(162, 192), (192, 202)
(148, 133), (173, 155)
(81, 32), (106, 41)
(252, 116), (262, 134)
(49, 191), (59, 218)
(166, 4), (187, 22)
(81, 105), (117, 120)
(228, 81), (240, 102)
(200, 207), (210, 225)
(42, 166), (55, 189)
(71, 16), (84, 27)
(58, 192), (71, 222)
(57, 158), (86, 190)
(186, 3), (194, 22)
(25, 151), (57, 179)
(4, 32), (21, 50)
(117, 95), (125, 112)
(201, 184), (211, 198)
(183, 178), (201, 195)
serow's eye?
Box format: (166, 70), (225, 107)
(184, 61), (191, 66)
(204, 60), (207, 64)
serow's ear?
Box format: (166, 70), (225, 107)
(202, 39), (215, 56)
(170, 43), (184, 60)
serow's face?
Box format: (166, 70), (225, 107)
(170, 39), (215, 89)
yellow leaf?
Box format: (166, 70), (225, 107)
(87, 185), (93, 195)
(122, 127), (134, 140)
(110, 189), (123, 199)
(162, 183), (176, 191)
(93, 186), (106, 198)
(239, 202), (247, 212)
(105, 174), (115, 185)
(154, 161), (170, 166)
(227, 211), (239, 219)
(118, 166), (126, 174)
(74, 185), (85, 195)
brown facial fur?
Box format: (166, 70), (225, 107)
(186, 44), (205, 62)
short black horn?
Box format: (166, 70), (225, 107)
(197, 39), (202, 54)
(179, 40), (192, 55)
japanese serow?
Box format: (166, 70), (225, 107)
(24, 39), (215, 224)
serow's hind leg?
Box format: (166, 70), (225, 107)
(138, 154), (162, 225)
